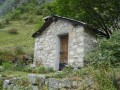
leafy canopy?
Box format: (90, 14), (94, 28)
(51, 0), (120, 37)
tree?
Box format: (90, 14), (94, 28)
(51, 0), (120, 38)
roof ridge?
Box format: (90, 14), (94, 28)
(32, 15), (108, 38)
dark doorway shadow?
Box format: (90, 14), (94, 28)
(59, 63), (67, 71)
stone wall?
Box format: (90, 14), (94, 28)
(3, 74), (95, 90)
(34, 19), (97, 70)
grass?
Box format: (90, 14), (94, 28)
(0, 70), (28, 78)
(0, 19), (36, 54)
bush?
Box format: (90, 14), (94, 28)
(7, 28), (18, 34)
(0, 22), (5, 29)
(11, 9), (21, 19)
(0, 46), (27, 64)
(32, 66), (55, 74)
(86, 31), (120, 67)
(26, 15), (35, 24)
(35, 16), (44, 30)
(35, 2), (52, 16)
(2, 62), (12, 70)
(5, 18), (10, 25)
(46, 67), (55, 73)
(88, 66), (116, 90)
(52, 65), (73, 78)
(25, 66), (33, 73)
(15, 46), (25, 55)
(62, 65), (73, 74)
(53, 72), (66, 78)
(0, 49), (15, 62)
(0, 80), (3, 90)
(38, 66), (46, 73)
(12, 64), (26, 71)
(20, 13), (29, 20)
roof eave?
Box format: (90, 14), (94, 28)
(32, 15), (108, 38)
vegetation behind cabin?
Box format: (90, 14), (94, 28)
(0, 0), (120, 89)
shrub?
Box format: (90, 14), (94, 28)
(35, 16), (44, 30)
(0, 22), (5, 29)
(46, 67), (55, 73)
(53, 72), (66, 78)
(35, 2), (52, 16)
(16, 78), (29, 87)
(52, 65), (73, 78)
(32, 66), (55, 74)
(0, 49), (15, 62)
(11, 9), (21, 19)
(7, 28), (18, 34)
(88, 66), (116, 90)
(24, 66), (33, 73)
(62, 65), (73, 74)
(15, 46), (25, 55)
(5, 18), (10, 25)
(2, 62), (12, 70)
(0, 46), (27, 65)
(86, 30), (120, 67)
(26, 15), (34, 24)
(38, 66), (46, 73)
(20, 13), (29, 20)
(0, 80), (3, 90)
(13, 64), (26, 71)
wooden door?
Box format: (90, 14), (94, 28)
(60, 35), (68, 64)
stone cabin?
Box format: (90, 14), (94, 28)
(32, 15), (107, 70)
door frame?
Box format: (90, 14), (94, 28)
(56, 33), (69, 70)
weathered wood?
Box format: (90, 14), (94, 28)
(60, 35), (68, 63)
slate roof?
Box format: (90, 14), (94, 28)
(32, 15), (108, 38)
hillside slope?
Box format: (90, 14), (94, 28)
(0, 0), (51, 15)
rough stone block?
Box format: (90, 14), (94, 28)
(59, 79), (71, 88)
(27, 74), (38, 85)
(32, 85), (39, 90)
(49, 78), (59, 89)
(3, 80), (10, 89)
(49, 87), (59, 90)
(27, 74), (46, 85)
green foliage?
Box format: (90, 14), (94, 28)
(88, 66), (116, 90)
(0, 49), (14, 62)
(86, 31), (120, 67)
(32, 66), (54, 74)
(15, 46), (25, 55)
(51, 0), (120, 35)
(5, 18), (10, 25)
(0, 80), (3, 90)
(20, 13), (29, 20)
(24, 66), (33, 73)
(11, 9), (21, 19)
(2, 62), (12, 70)
(46, 67), (55, 73)
(0, 19), (10, 29)
(53, 72), (66, 78)
(36, 3), (52, 16)
(53, 65), (74, 78)
(62, 65), (73, 74)
(0, 21), (5, 29)
(0, 46), (30, 66)
(26, 15), (35, 24)
(15, 78), (30, 87)
(12, 64), (26, 72)
(38, 66), (46, 73)
(35, 16), (44, 30)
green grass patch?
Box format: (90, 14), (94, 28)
(0, 70), (28, 78)
(0, 19), (36, 55)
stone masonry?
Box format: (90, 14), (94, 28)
(33, 19), (97, 70)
